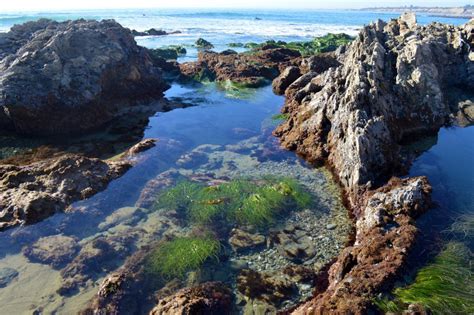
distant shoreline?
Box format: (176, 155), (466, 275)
(359, 6), (473, 19)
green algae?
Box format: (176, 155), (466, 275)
(235, 33), (353, 56)
(195, 38), (214, 49)
(271, 113), (290, 121)
(147, 236), (220, 279)
(374, 242), (474, 315)
(154, 178), (312, 228)
(148, 45), (187, 60)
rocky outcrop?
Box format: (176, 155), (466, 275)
(272, 66), (301, 95)
(149, 282), (233, 315)
(272, 14), (472, 314)
(180, 47), (301, 87)
(131, 28), (181, 36)
(293, 177), (431, 314)
(0, 19), (169, 135)
(0, 154), (131, 231)
(276, 14), (474, 205)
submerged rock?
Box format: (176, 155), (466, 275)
(149, 281), (233, 315)
(23, 235), (79, 268)
(98, 207), (147, 231)
(0, 19), (169, 135)
(125, 138), (158, 157)
(271, 225), (316, 263)
(237, 269), (297, 307)
(0, 154), (131, 231)
(229, 229), (266, 252)
(0, 267), (19, 288)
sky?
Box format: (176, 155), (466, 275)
(0, 0), (470, 12)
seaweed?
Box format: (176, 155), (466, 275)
(374, 242), (474, 314)
(271, 113), (290, 121)
(240, 33), (354, 56)
(153, 177), (312, 228)
(147, 236), (220, 279)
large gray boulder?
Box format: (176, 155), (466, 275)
(0, 19), (169, 135)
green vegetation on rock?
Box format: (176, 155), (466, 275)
(236, 33), (353, 56)
(154, 177), (312, 228)
(147, 236), (220, 279)
(195, 38), (214, 49)
(374, 242), (474, 314)
(228, 42), (244, 48)
(271, 113), (290, 121)
(148, 45), (187, 60)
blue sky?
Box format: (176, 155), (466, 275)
(0, 0), (470, 12)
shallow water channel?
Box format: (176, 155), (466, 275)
(0, 83), (352, 314)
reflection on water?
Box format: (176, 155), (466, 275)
(0, 83), (352, 314)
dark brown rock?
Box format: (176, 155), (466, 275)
(149, 282), (233, 315)
(180, 47), (301, 87)
(0, 154), (131, 231)
(272, 66), (301, 95)
(0, 19), (169, 136)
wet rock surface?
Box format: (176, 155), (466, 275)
(275, 14), (461, 314)
(149, 282), (233, 315)
(229, 229), (266, 253)
(0, 154), (131, 231)
(0, 19), (169, 135)
(179, 47), (301, 87)
(23, 234), (79, 268)
(294, 177), (432, 314)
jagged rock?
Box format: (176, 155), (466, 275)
(299, 52), (341, 74)
(272, 66), (301, 95)
(23, 234), (79, 268)
(275, 14), (474, 206)
(293, 177), (432, 314)
(273, 14), (459, 314)
(0, 267), (18, 288)
(0, 154), (131, 231)
(228, 229), (265, 252)
(0, 19), (169, 135)
(149, 282), (232, 315)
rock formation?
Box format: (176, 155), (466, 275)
(149, 282), (233, 315)
(0, 154), (131, 231)
(179, 47), (301, 87)
(272, 14), (473, 314)
(0, 19), (169, 135)
(275, 14), (473, 204)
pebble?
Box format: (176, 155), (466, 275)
(327, 223), (337, 230)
